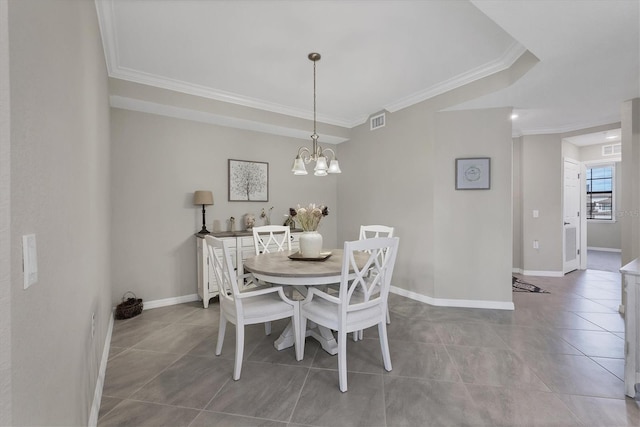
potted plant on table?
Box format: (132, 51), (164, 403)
(290, 204), (329, 258)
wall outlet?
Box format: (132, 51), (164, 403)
(91, 312), (95, 339)
(22, 234), (38, 289)
(533, 210), (539, 218)
(533, 240), (539, 249)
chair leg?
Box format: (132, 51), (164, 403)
(264, 321), (271, 336)
(233, 322), (245, 380)
(378, 321), (392, 372)
(216, 313), (227, 356)
(338, 330), (348, 392)
(386, 305), (391, 324)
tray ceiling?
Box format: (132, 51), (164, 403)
(96, 0), (639, 138)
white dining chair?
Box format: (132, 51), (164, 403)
(252, 225), (292, 254)
(299, 236), (399, 392)
(252, 225), (295, 298)
(205, 235), (302, 380)
(359, 224), (395, 241)
(352, 225), (395, 341)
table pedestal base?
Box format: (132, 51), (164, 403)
(274, 320), (338, 355)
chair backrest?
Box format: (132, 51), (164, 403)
(252, 225), (291, 254)
(338, 237), (399, 317)
(359, 225), (394, 240)
(359, 225), (395, 266)
(204, 235), (242, 312)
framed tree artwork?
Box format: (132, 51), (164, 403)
(228, 159), (269, 201)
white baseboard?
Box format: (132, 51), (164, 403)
(521, 270), (564, 277)
(512, 268), (523, 274)
(88, 310), (114, 427)
(143, 293), (200, 310)
(143, 289), (516, 314)
(390, 286), (514, 311)
(587, 247), (622, 253)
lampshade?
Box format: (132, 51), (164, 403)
(193, 190), (214, 205)
(314, 155), (328, 172)
(291, 156), (308, 175)
(328, 159), (342, 174)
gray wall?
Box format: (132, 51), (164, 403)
(338, 98), (515, 305)
(8, 0), (112, 425)
(512, 137), (523, 270)
(110, 108), (338, 304)
(621, 98), (640, 266)
(520, 134), (563, 273)
(0, 0), (11, 423)
(434, 108), (513, 302)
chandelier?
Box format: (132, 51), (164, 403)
(291, 53), (341, 176)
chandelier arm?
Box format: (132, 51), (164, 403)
(320, 147), (337, 161)
(297, 146), (312, 163)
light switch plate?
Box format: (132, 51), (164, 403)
(23, 234), (38, 289)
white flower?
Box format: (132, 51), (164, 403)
(291, 203), (329, 231)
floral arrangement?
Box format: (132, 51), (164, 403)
(290, 204), (329, 231)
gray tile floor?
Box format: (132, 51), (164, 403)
(98, 270), (640, 426)
(587, 249), (622, 273)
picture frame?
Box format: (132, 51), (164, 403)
(455, 157), (490, 190)
(228, 159), (269, 201)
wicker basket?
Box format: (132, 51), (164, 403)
(115, 291), (143, 320)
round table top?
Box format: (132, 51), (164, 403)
(243, 249), (369, 281)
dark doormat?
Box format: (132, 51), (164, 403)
(512, 276), (549, 293)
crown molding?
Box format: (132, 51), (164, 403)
(384, 42), (528, 113)
(110, 66), (362, 129)
(94, 0), (117, 76)
(95, 0), (358, 128)
(110, 96), (349, 144)
(96, 0), (527, 130)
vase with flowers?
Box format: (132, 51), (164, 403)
(290, 204), (329, 258)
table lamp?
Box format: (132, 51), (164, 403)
(193, 190), (214, 234)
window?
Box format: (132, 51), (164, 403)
(586, 165), (614, 220)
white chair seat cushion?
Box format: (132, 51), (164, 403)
(302, 295), (384, 332)
(241, 293), (294, 321)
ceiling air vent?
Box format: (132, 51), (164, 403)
(602, 143), (621, 156)
(370, 112), (386, 130)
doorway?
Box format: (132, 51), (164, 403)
(563, 128), (622, 274)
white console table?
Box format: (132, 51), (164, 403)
(195, 229), (301, 308)
(621, 258), (640, 398)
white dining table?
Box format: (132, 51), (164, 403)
(243, 249), (369, 355)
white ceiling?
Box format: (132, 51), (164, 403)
(564, 128), (621, 147)
(96, 0), (639, 140)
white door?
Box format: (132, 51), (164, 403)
(563, 159), (581, 274)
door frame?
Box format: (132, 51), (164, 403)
(579, 161), (587, 270)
